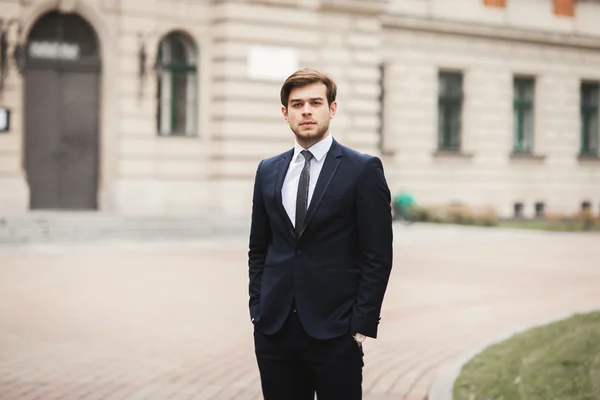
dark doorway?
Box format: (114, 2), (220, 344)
(24, 11), (101, 210)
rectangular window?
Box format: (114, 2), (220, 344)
(534, 202), (545, 218)
(157, 68), (197, 136)
(156, 33), (198, 137)
(581, 82), (599, 156)
(554, 0), (575, 17)
(483, 0), (506, 8)
(438, 71), (463, 152)
(513, 202), (524, 219)
(513, 77), (535, 154)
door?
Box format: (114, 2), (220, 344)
(23, 11), (101, 210)
(24, 69), (62, 209)
(25, 68), (100, 210)
(59, 71), (100, 209)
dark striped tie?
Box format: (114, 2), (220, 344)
(295, 150), (313, 236)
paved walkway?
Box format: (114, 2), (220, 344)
(0, 224), (599, 400)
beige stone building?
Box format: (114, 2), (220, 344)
(0, 0), (599, 219)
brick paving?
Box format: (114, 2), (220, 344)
(1, 223), (599, 400)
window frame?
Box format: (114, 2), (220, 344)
(580, 81), (599, 156)
(438, 71), (463, 152)
(483, 0), (506, 8)
(156, 31), (198, 137)
(554, 0), (575, 18)
(513, 77), (535, 154)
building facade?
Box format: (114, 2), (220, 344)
(0, 0), (599, 219)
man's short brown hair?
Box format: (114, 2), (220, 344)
(280, 68), (337, 108)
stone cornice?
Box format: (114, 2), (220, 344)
(320, 0), (388, 16)
(242, 0), (318, 10)
(382, 14), (600, 50)
(231, 0), (388, 15)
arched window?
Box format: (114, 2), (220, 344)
(156, 32), (197, 136)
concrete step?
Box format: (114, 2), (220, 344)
(0, 213), (249, 245)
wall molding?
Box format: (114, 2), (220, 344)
(382, 14), (600, 51)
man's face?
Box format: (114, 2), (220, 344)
(282, 82), (337, 148)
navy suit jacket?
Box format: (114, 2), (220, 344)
(248, 138), (393, 340)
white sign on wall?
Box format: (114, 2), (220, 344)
(247, 45), (299, 83)
(0, 108), (10, 132)
(29, 41), (81, 61)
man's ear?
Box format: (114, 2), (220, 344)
(281, 106), (288, 121)
(329, 101), (337, 119)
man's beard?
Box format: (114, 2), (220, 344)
(291, 120), (330, 147)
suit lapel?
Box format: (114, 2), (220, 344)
(275, 148), (295, 238)
(298, 139), (343, 239)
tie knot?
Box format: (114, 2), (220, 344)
(301, 150), (313, 162)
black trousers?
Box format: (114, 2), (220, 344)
(254, 309), (364, 400)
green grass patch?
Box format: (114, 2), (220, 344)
(498, 219), (600, 232)
(454, 311), (600, 400)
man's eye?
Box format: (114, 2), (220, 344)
(312, 102), (322, 106)
(293, 103), (302, 108)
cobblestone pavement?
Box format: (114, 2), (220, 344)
(1, 223), (599, 400)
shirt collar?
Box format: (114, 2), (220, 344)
(293, 134), (333, 163)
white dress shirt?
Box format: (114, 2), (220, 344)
(282, 134), (333, 227)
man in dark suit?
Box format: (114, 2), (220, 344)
(248, 68), (393, 399)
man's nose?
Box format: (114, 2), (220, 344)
(302, 104), (312, 114)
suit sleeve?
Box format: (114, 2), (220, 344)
(248, 160), (271, 323)
(351, 157), (393, 338)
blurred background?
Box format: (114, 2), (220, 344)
(1, 2), (599, 399)
(0, 0), (598, 231)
